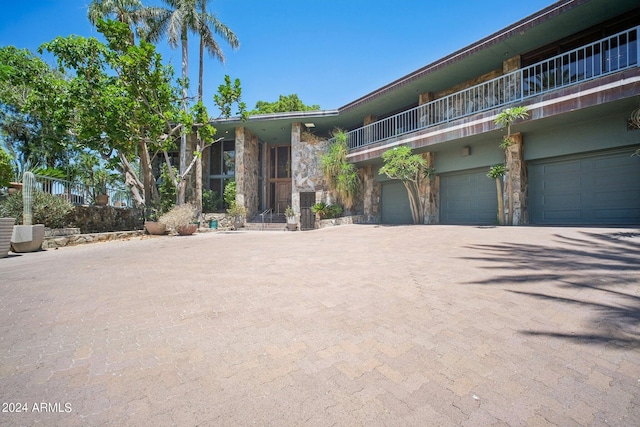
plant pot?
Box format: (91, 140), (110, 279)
(10, 224), (45, 253)
(144, 221), (167, 235)
(286, 222), (297, 231)
(176, 224), (197, 235)
(0, 218), (15, 258)
(7, 182), (22, 195)
(95, 194), (109, 206)
(209, 219), (218, 229)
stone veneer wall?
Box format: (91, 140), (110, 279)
(361, 164), (381, 221)
(65, 206), (144, 234)
(505, 132), (527, 225)
(291, 123), (329, 216)
(235, 127), (259, 217)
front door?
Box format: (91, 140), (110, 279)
(268, 145), (292, 214)
(275, 182), (292, 213)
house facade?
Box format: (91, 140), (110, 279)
(205, 0), (640, 227)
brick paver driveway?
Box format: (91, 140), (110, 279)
(1, 225), (639, 426)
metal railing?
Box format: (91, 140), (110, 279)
(35, 175), (132, 207)
(342, 26), (639, 150)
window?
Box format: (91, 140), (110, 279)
(209, 140), (235, 207)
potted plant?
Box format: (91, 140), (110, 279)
(158, 203), (197, 235)
(226, 204), (247, 230)
(92, 168), (118, 206)
(285, 205), (297, 231)
(144, 205), (167, 235)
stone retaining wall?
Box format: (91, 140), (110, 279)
(316, 215), (380, 229)
(66, 206), (144, 234)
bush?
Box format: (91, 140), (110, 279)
(0, 147), (12, 188)
(223, 180), (236, 208)
(0, 190), (74, 228)
(202, 189), (222, 213)
(158, 203), (196, 231)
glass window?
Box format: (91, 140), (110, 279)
(210, 142), (222, 175)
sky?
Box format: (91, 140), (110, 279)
(0, 0), (555, 116)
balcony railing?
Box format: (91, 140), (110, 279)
(343, 26), (639, 151)
(35, 175), (133, 207)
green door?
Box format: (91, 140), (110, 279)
(440, 168), (498, 225)
(529, 149), (640, 225)
(381, 181), (413, 224)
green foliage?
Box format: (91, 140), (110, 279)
(249, 94), (319, 115)
(321, 129), (361, 210)
(0, 147), (12, 187)
(487, 164), (506, 179)
(311, 202), (342, 219)
(379, 146), (428, 183)
(223, 180), (237, 208)
(495, 106), (529, 141)
(214, 75), (248, 120)
(159, 163), (177, 213)
(284, 205), (295, 218)
(202, 189), (222, 213)
(0, 190), (73, 228)
(380, 146), (432, 225)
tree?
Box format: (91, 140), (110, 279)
(320, 129), (360, 211)
(487, 164), (506, 225)
(87, 0), (162, 206)
(145, 0), (239, 205)
(40, 20), (182, 207)
(494, 106), (528, 225)
(194, 0), (239, 213)
(379, 146), (432, 225)
(0, 46), (75, 171)
(250, 94), (320, 115)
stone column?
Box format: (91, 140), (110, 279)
(235, 127), (259, 217)
(505, 132), (527, 225)
(361, 164), (381, 222)
(421, 152), (439, 224)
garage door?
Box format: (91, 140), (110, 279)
(529, 149), (640, 225)
(440, 168), (498, 225)
(381, 181), (413, 224)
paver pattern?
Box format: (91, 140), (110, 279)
(0, 225), (639, 426)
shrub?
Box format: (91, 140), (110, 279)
(158, 203), (196, 231)
(0, 190), (73, 228)
(202, 189), (222, 213)
(158, 163), (177, 213)
(223, 180), (236, 208)
(0, 147), (12, 188)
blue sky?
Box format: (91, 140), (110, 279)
(0, 0), (554, 115)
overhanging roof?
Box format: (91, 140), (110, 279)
(213, 0), (640, 143)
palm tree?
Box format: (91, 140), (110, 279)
(87, 0), (151, 44)
(87, 0), (161, 208)
(145, 0), (239, 206)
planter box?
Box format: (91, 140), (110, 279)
(11, 224), (45, 253)
(0, 218), (15, 258)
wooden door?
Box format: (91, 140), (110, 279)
(275, 181), (292, 214)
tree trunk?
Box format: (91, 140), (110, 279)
(403, 181), (423, 225)
(117, 151), (145, 208)
(138, 141), (159, 206)
(178, 32), (189, 205)
(195, 139), (203, 214)
(495, 177), (505, 225)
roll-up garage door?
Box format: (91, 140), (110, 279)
(529, 149), (640, 225)
(381, 181), (413, 224)
(440, 168), (498, 225)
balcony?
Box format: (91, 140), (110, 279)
(343, 26), (639, 151)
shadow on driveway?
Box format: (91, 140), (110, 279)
(462, 230), (640, 348)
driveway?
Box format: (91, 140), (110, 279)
(0, 225), (638, 426)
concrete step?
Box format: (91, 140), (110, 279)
(243, 222), (288, 231)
